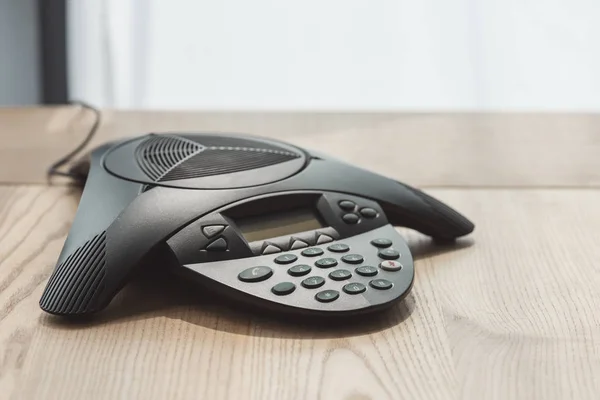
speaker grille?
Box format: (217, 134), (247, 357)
(186, 135), (291, 153)
(40, 232), (107, 315)
(160, 148), (299, 181)
(135, 134), (301, 182)
(135, 135), (203, 180)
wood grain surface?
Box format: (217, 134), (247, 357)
(1, 107), (600, 399)
(2, 107), (600, 187)
(1, 185), (599, 400)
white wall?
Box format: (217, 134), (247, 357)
(0, 0), (40, 106)
(69, 0), (600, 110)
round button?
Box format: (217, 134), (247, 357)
(341, 254), (364, 264)
(338, 200), (356, 211)
(274, 254), (298, 264)
(370, 279), (393, 290)
(379, 260), (403, 271)
(378, 249), (400, 260)
(315, 290), (340, 303)
(301, 247), (324, 257)
(328, 269), (352, 281)
(370, 238), (392, 248)
(288, 264), (311, 277)
(315, 257), (338, 268)
(356, 265), (378, 277)
(238, 266), (273, 282)
(360, 208), (378, 218)
(271, 282), (296, 296)
(343, 282), (366, 295)
(301, 276), (325, 289)
(342, 213), (360, 224)
(327, 243), (349, 253)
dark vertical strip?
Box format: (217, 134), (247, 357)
(38, 0), (68, 104)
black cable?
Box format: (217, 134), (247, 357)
(46, 101), (101, 184)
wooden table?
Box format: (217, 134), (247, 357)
(1, 106), (599, 400)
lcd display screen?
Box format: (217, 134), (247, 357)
(234, 208), (324, 242)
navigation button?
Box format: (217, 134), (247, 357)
(290, 240), (309, 250)
(338, 200), (356, 211)
(316, 234), (333, 245)
(262, 244), (281, 255)
(238, 266), (273, 282)
(342, 213), (360, 224)
(359, 208), (378, 218)
(202, 225), (225, 238)
(206, 238), (227, 251)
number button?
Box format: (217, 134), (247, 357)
(356, 265), (378, 277)
(327, 243), (350, 253)
(341, 254), (364, 264)
(370, 238), (392, 248)
(328, 269), (352, 281)
(238, 266), (273, 282)
(315, 257), (338, 268)
(369, 279), (393, 290)
(274, 254), (298, 264)
(378, 249), (400, 260)
(288, 264), (311, 277)
(301, 276), (325, 289)
(315, 290), (340, 303)
(343, 282), (366, 295)
(301, 247), (324, 257)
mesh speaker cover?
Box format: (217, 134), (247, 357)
(160, 146), (299, 181)
(135, 135), (203, 181)
(40, 232), (107, 315)
(103, 133), (307, 189)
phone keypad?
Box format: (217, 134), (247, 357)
(228, 227), (410, 308)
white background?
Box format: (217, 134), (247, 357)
(0, 0), (40, 106)
(68, 0), (600, 110)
